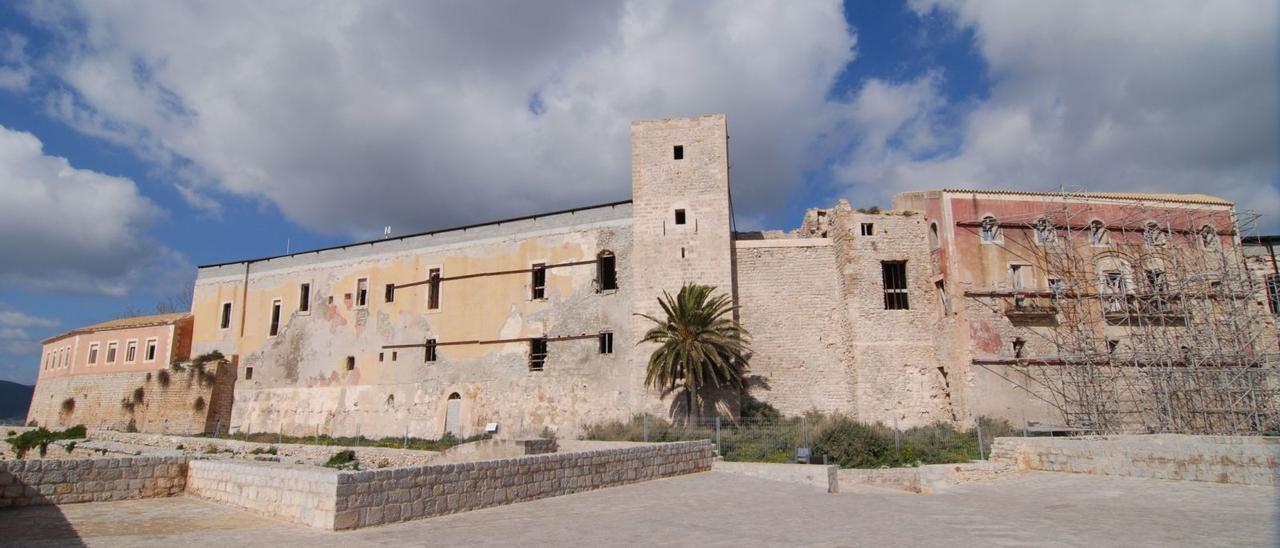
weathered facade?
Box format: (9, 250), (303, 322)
(27, 114), (1279, 438)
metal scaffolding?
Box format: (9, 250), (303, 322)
(962, 190), (1280, 435)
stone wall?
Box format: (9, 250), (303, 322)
(734, 239), (854, 415)
(90, 430), (441, 468)
(991, 435), (1280, 486)
(0, 456), (187, 507)
(186, 440), (713, 530)
(26, 365), (226, 435)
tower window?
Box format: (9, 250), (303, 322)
(220, 302), (232, 329)
(860, 223), (874, 236)
(425, 338), (438, 362)
(529, 338), (548, 371)
(597, 251), (617, 291)
(674, 209), (686, 225)
(673, 145), (684, 160)
(269, 299), (281, 336)
(881, 261), (909, 310)
(346, 356), (355, 371)
(385, 283), (395, 303)
(599, 332), (614, 354)
(428, 268), (441, 310)
(531, 263), (546, 299)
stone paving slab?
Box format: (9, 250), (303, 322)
(0, 471), (1275, 547)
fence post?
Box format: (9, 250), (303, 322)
(278, 421), (282, 445)
(976, 417), (986, 460)
(215, 420), (221, 439)
(715, 417), (721, 455)
(1022, 413), (1029, 438)
(893, 416), (901, 462)
(643, 414), (649, 443)
(403, 424), (409, 449)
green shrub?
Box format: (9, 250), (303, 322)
(812, 418), (894, 468)
(250, 446), (278, 455)
(5, 425), (88, 459)
(324, 450), (360, 470)
(64, 441), (76, 454)
(175, 444), (185, 450)
(538, 427), (557, 440)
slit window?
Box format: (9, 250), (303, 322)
(379, 352), (384, 362)
(881, 261), (909, 310)
(245, 366), (253, 380)
(385, 283), (395, 303)
(598, 251), (617, 291)
(1265, 274), (1279, 315)
(346, 356), (355, 370)
(425, 338), (438, 362)
(529, 338), (547, 371)
(269, 299), (282, 336)
(599, 332), (614, 354)
(356, 278), (369, 307)
(531, 263), (546, 300)
(392, 351), (397, 361)
(299, 283), (311, 312)
(674, 209), (686, 225)
(145, 339), (157, 362)
(220, 302), (232, 329)
(673, 145), (684, 160)
(935, 280), (949, 314)
(428, 269), (441, 310)
(860, 223), (874, 236)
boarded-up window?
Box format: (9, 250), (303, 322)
(882, 261), (909, 310)
(531, 263), (546, 299)
(220, 302), (232, 329)
(428, 269), (441, 310)
(269, 300), (281, 336)
(356, 278), (369, 307)
(299, 283), (311, 312)
(598, 251), (617, 291)
(599, 331), (614, 354)
(425, 338), (438, 362)
(529, 338), (547, 371)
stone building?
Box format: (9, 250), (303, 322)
(25, 114), (1279, 438)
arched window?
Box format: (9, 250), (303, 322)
(597, 250), (618, 292)
(928, 223), (940, 250)
(980, 216), (1001, 243)
(1034, 217), (1056, 244)
(1144, 221), (1166, 247)
(1200, 225), (1218, 249)
(1089, 220), (1107, 246)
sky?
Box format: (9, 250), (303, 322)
(0, 0), (1276, 384)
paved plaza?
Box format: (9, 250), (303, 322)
(0, 471), (1275, 547)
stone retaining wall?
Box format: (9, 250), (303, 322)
(991, 435), (1280, 486)
(836, 461), (1008, 493)
(90, 430), (440, 468)
(712, 461), (838, 493)
(0, 456), (187, 507)
(186, 440), (714, 530)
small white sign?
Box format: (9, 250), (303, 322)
(485, 422), (499, 433)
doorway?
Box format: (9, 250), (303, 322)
(444, 393), (462, 436)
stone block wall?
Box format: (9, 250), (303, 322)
(991, 435), (1280, 486)
(187, 460), (339, 529)
(0, 456), (187, 507)
(26, 366), (226, 435)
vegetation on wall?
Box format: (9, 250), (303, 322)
(5, 425), (87, 459)
(637, 283), (751, 423)
(324, 449), (360, 470)
(60, 397), (76, 415)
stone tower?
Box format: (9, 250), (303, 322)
(627, 114), (737, 416)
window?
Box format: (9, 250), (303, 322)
(860, 223), (874, 236)
(428, 269), (441, 310)
(425, 338), (438, 362)
(1145, 270), (1168, 294)
(597, 251), (618, 291)
(385, 283), (395, 303)
(1200, 225), (1218, 249)
(935, 280), (949, 314)
(299, 283), (311, 312)
(1266, 274), (1279, 316)
(144, 338), (157, 362)
(881, 261), (909, 310)
(599, 332), (614, 354)
(245, 367), (253, 380)
(929, 223), (940, 249)
(125, 340), (138, 363)
(529, 338), (548, 371)
(88, 344), (99, 365)
(1013, 338), (1026, 359)
(674, 209), (686, 225)
(1107, 340), (1120, 355)
(356, 278), (369, 307)
(1009, 264), (1026, 290)
(220, 302), (232, 329)
(1103, 271), (1125, 293)
(531, 263), (546, 300)
(379, 352), (384, 362)
(1089, 220), (1107, 246)
(1144, 221), (1166, 247)
(673, 145), (684, 160)
(980, 216), (1000, 243)
(269, 299), (282, 336)
(1034, 217), (1055, 244)
(106, 342), (118, 363)
(1048, 277), (1064, 296)
(346, 356), (355, 371)
(392, 351), (398, 361)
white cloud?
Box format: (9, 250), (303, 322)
(0, 31), (32, 92)
(838, 0), (1279, 229)
(0, 124), (186, 295)
(24, 0), (856, 236)
(0, 305), (56, 358)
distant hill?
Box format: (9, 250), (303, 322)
(0, 381), (34, 421)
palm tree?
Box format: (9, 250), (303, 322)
(637, 283), (751, 424)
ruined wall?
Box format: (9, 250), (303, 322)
(26, 366), (222, 434)
(194, 204), (636, 439)
(734, 239), (854, 415)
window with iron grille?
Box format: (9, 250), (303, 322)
(1267, 274), (1279, 316)
(529, 338), (547, 371)
(425, 339), (438, 362)
(531, 263), (546, 299)
(881, 261), (909, 310)
(598, 332), (613, 354)
(860, 223), (874, 236)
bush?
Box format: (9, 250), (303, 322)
(157, 369), (171, 387)
(132, 387), (145, 404)
(812, 418), (894, 468)
(538, 426), (557, 440)
(324, 450), (360, 470)
(64, 441), (76, 454)
(5, 425), (86, 459)
(250, 446), (278, 455)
